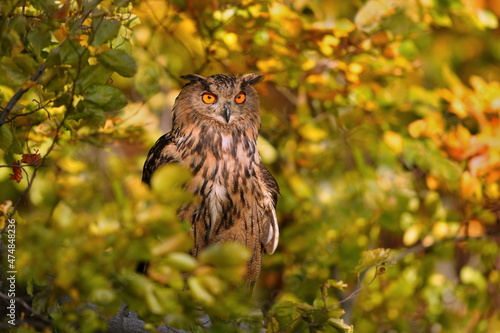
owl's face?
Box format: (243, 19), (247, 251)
(174, 74), (263, 127)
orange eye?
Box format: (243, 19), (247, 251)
(202, 93), (217, 104)
(235, 92), (246, 104)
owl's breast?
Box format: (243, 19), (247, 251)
(178, 129), (264, 241)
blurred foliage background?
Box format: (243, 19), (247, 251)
(1, 0), (500, 332)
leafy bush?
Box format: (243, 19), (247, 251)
(1, 0), (499, 332)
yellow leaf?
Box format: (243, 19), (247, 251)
(58, 157), (86, 174)
(222, 32), (240, 51)
(432, 221), (449, 240)
(333, 18), (355, 37)
(299, 123), (328, 142)
(256, 58), (282, 72)
(383, 131), (403, 153)
(460, 171), (482, 200)
(403, 224), (421, 246)
(450, 98), (468, 118)
(257, 135), (278, 164)
(302, 58), (316, 71)
(319, 35), (339, 56)
(484, 182), (499, 200)
(348, 63), (363, 74)
(408, 119), (427, 138)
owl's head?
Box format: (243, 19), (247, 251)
(173, 73), (263, 127)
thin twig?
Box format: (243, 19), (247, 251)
(0, 99), (53, 126)
(0, 291), (51, 325)
(0, 0), (100, 126)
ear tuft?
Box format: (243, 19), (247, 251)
(180, 74), (206, 86)
(240, 73), (263, 86)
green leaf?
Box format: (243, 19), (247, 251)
(164, 252), (197, 272)
(13, 54), (37, 75)
(9, 15), (28, 35)
(74, 100), (106, 127)
(31, 0), (58, 16)
(460, 266), (488, 291)
(76, 64), (112, 91)
(90, 17), (121, 46)
(97, 49), (137, 78)
(199, 242), (250, 267)
(188, 276), (215, 305)
(0, 58), (27, 87)
(150, 164), (192, 199)
(28, 28), (53, 56)
(0, 124), (23, 154)
(113, 0), (134, 7)
(84, 85), (127, 111)
(56, 39), (90, 66)
(0, 124), (14, 152)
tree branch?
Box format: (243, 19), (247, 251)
(0, 64), (47, 126)
(0, 291), (51, 326)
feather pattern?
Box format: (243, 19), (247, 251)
(142, 74), (279, 283)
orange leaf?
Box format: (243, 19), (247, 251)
(53, 0), (70, 20)
(9, 162), (22, 183)
(443, 125), (471, 160)
(426, 175), (439, 190)
(460, 171), (482, 200)
(458, 220), (485, 238)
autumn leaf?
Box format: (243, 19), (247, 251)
(408, 119), (427, 138)
(0, 200), (13, 216)
(458, 220), (486, 238)
(383, 131), (403, 153)
(21, 151), (42, 166)
(426, 174), (439, 190)
(460, 171), (482, 200)
(10, 162), (22, 183)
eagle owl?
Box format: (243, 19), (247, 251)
(142, 73), (279, 283)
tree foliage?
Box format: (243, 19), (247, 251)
(1, 0), (499, 332)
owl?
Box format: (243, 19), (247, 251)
(142, 73), (279, 284)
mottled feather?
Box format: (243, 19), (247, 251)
(142, 74), (279, 283)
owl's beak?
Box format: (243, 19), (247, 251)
(222, 103), (231, 123)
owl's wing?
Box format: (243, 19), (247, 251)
(142, 132), (178, 185)
(259, 164), (280, 254)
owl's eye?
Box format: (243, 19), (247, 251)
(234, 92), (246, 104)
(202, 93), (217, 104)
